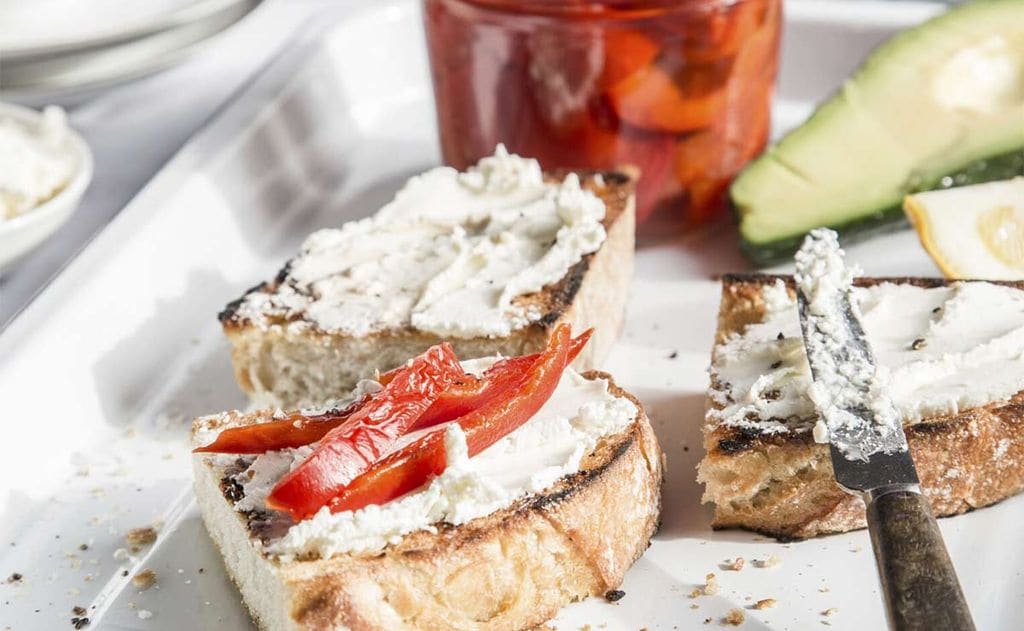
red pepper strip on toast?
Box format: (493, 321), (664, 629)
(265, 343), (464, 520)
(192, 398), (370, 455)
(191, 330), (592, 455)
(413, 328), (592, 429)
(325, 323), (574, 514)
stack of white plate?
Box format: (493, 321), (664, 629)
(0, 0), (262, 104)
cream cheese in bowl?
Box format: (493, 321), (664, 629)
(0, 102), (92, 268)
(0, 105), (78, 220)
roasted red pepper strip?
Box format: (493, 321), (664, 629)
(192, 397), (369, 454)
(607, 61), (724, 133)
(195, 331), (593, 455)
(265, 343), (464, 520)
(599, 28), (661, 88)
(326, 324), (574, 514)
(413, 328), (592, 429)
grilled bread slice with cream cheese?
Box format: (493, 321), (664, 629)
(699, 274), (1024, 539)
(219, 146), (637, 409)
(192, 367), (663, 631)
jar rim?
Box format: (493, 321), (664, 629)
(432, 0), (754, 19)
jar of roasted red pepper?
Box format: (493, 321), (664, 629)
(424, 0), (781, 225)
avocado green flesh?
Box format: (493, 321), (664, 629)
(732, 0), (1024, 264)
(739, 148), (1024, 265)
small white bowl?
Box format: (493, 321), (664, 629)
(0, 102), (93, 270)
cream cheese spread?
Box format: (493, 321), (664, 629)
(232, 145), (608, 338)
(203, 363), (636, 559)
(710, 275), (1024, 440)
(793, 229), (903, 459)
(0, 106), (77, 221)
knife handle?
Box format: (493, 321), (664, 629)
(866, 488), (976, 631)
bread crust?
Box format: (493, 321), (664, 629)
(219, 172), (636, 409)
(699, 274), (1024, 539)
(193, 372), (663, 630)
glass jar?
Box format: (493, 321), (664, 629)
(424, 0), (782, 225)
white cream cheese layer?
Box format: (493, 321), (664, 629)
(211, 364), (636, 559)
(0, 106), (77, 220)
(709, 279), (1024, 439)
(793, 229), (903, 456)
(234, 145), (607, 338)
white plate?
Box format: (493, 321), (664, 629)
(0, 0), (262, 105)
(0, 0), (250, 59)
(0, 103), (93, 269)
(3, 2), (1014, 630)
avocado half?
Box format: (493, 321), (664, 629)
(732, 0), (1024, 265)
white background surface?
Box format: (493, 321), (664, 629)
(3, 2), (1013, 631)
(0, 0), (345, 328)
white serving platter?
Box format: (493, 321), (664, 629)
(3, 1), (1016, 630)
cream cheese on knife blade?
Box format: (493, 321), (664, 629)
(793, 229), (903, 459)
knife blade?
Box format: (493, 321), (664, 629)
(794, 228), (975, 631)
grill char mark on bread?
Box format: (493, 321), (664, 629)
(192, 372), (663, 630)
(218, 170), (637, 409)
(700, 274), (1024, 539)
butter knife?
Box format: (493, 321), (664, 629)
(794, 229), (975, 631)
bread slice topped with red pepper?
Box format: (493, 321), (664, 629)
(218, 146), (637, 409)
(192, 325), (663, 630)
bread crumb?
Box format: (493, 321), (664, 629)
(690, 604), (700, 609)
(754, 554), (782, 568)
(723, 609), (745, 625)
(822, 608), (838, 617)
(132, 569), (157, 591)
(125, 527), (157, 547)
(703, 573), (720, 596)
(723, 557), (745, 571)
(753, 598), (776, 610)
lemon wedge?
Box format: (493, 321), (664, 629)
(904, 177), (1024, 279)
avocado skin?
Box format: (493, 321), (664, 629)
(738, 149), (1024, 266)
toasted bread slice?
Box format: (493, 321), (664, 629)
(192, 371), (663, 630)
(220, 170), (636, 409)
(699, 274), (1024, 539)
